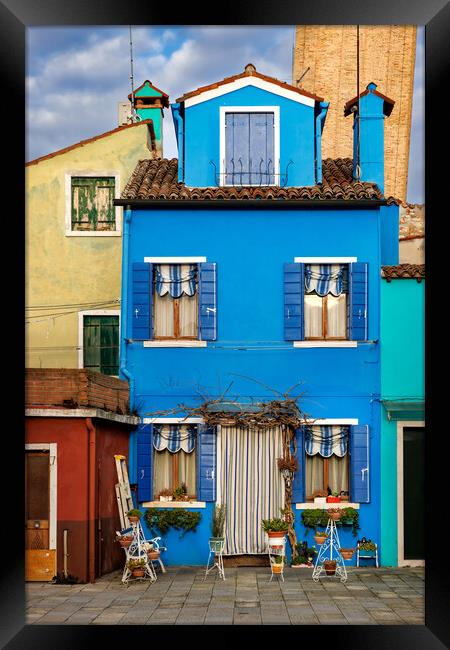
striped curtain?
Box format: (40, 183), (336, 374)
(217, 425), (285, 555)
(155, 264), (197, 298)
(305, 425), (348, 457)
(305, 264), (348, 297)
(153, 425), (196, 453)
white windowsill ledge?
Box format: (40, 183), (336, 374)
(295, 502), (360, 510)
(143, 501), (206, 509)
(293, 341), (358, 348)
(65, 230), (121, 237)
(143, 340), (207, 348)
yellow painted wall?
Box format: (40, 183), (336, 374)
(26, 122), (153, 369)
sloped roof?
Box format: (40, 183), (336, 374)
(176, 63), (324, 104)
(128, 80), (170, 107)
(344, 83), (395, 117)
(119, 157), (400, 203)
(381, 264), (425, 280)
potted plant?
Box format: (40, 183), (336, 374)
(261, 517), (289, 547)
(314, 530), (329, 545)
(326, 491), (341, 503)
(312, 490), (328, 505)
(339, 491), (349, 502)
(172, 482), (188, 501)
(328, 508), (342, 521)
(127, 509), (142, 524)
(158, 488), (173, 502)
(147, 544), (160, 561)
(117, 534), (133, 548)
(127, 558), (146, 577)
(271, 555), (284, 574)
(340, 507), (360, 535)
(210, 503), (226, 552)
(291, 541), (317, 567)
(323, 559), (337, 575)
(340, 548), (355, 560)
(358, 539), (377, 556)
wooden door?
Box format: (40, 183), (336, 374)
(25, 451), (56, 581)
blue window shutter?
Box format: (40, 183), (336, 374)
(350, 425), (370, 503)
(132, 262), (152, 340)
(198, 263), (217, 341)
(249, 113), (274, 184)
(292, 427), (305, 503)
(349, 262), (368, 341)
(284, 263), (304, 341)
(226, 113), (250, 185)
(197, 425), (216, 502)
(136, 423), (153, 502)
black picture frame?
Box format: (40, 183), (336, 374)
(2, 0), (448, 647)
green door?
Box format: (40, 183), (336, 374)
(403, 426), (425, 560)
(83, 315), (119, 375)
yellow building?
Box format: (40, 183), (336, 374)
(293, 26), (417, 201)
(26, 119), (157, 372)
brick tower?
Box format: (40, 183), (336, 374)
(293, 26), (417, 201)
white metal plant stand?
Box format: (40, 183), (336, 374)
(268, 537), (286, 582)
(121, 520), (157, 584)
(204, 539), (225, 581)
(312, 518), (347, 583)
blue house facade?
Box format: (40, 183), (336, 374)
(117, 66), (399, 566)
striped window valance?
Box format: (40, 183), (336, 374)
(153, 424), (196, 453)
(305, 425), (349, 457)
(155, 264), (197, 298)
(305, 264), (348, 297)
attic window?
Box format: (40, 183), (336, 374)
(71, 176), (116, 232)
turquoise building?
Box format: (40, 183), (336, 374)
(117, 66), (401, 566)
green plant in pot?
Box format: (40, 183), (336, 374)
(291, 541), (317, 566)
(314, 530), (329, 545)
(127, 508), (142, 524)
(210, 503), (226, 552)
(127, 557), (146, 577)
(272, 554), (284, 574)
(172, 482), (188, 501)
(323, 559), (337, 575)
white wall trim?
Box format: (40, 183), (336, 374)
(144, 256), (207, 263)
(184, 76), (316, 108)
(143, 340), (207, 348)
(303, 418), (359, 425)
(142, 417), (204, 424)
(25, 443), (57, 550)
(397, 420), (425, 567)
(219, 106), (280, 187)
(296, 502), (360, 510)
(65, 170), (121, 237)
(294, 341), (358, 348)
(143, 501), (206, 509)
(294, 257), (358, 263)
(26, 408), (140, 425)
(78, 309), (121, 370)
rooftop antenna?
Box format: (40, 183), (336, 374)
(296, 66), (310, 87)
(355, 25), (361, 180)
(129, 25), (140, 123)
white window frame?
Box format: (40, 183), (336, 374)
(65, 170), (121, 237)
(25, 443), (57, 550)
(219, 106), (280, 187)
(142, 257), (208, 347)
(293, 256), (357, 348)
(397, 420), (425, 567)
(78, 310), (121, 373)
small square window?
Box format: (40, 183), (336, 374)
(71, 176), (116, 232)
(83, 315), (119, 375)
(304, 264), (349, 340)
(153, 264), (198, 339)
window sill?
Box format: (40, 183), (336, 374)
(65, 230), (121, 237)
(143, 340), (207, 348)
(293, 341), (357, 348)
(143, 501), (206, 509)
(295, 502), (360, 510)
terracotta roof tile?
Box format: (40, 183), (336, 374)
(381, 264), (425, 280)
(120, 157), (400, 203)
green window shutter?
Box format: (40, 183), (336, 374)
(83, 315), (119, 375)
(71, 177), (115, 231)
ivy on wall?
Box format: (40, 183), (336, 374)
(145, 508), (202, 538)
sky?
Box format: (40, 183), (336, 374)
(26, 26), (424, 203)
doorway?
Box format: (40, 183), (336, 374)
(397, 423), (425, 566)
(25, 444), (57, 580)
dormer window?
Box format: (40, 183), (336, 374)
(220, 107), (280, 187)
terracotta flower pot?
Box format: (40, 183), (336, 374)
(267, 530), (287, 538)
(323, 561), (336, 575)
(329, 511), (342, 521)
(314, 535), (327, 545)
(128, 515), (140, 523)
(119, 538), (132, 548)
(272, 564), (283, 574)
(340, 548), (355, 560)
(148, 550), (160, 560)
(131, 568), (145, 577)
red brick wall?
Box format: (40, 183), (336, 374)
(25, 368), (130, 414)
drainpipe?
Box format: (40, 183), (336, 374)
(86, 417), (96, 583)
(171, 103), (184, 183)
(63, 529), (68, 579)
(315, 101), (329, 184)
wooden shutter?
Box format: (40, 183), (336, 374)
(349, 262), (368, 341)
(225, 113), (275, 185)
(132, 263), (152, 340)
(249, 112), (274, 184)
(197, 425), (216, 502)
(198, 263), (217, 341)
(71, 177), (115, 231)
(136, 424), (153, 502)
(292, 427), (305, 503)
(350, 425), (370, 503)
(284, 263), (304, 341)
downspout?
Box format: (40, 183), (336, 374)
(171, 103), (184, 183)
(315, 101), (329, 184)
(86, 417), (96, 583)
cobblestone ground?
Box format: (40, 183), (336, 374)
(26, 566), (424, 626)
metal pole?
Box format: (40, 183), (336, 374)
(356, 25), (361, 180)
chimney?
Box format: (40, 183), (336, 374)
(128, 80), (169, 157)
(118, 101), (132, 126)
(344, 82), (395, 194)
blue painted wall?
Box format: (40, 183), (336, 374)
(181, 85), (316, 188)
(121, 205), (387, 565)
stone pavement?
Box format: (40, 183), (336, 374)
(26, 566), (424, 626)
